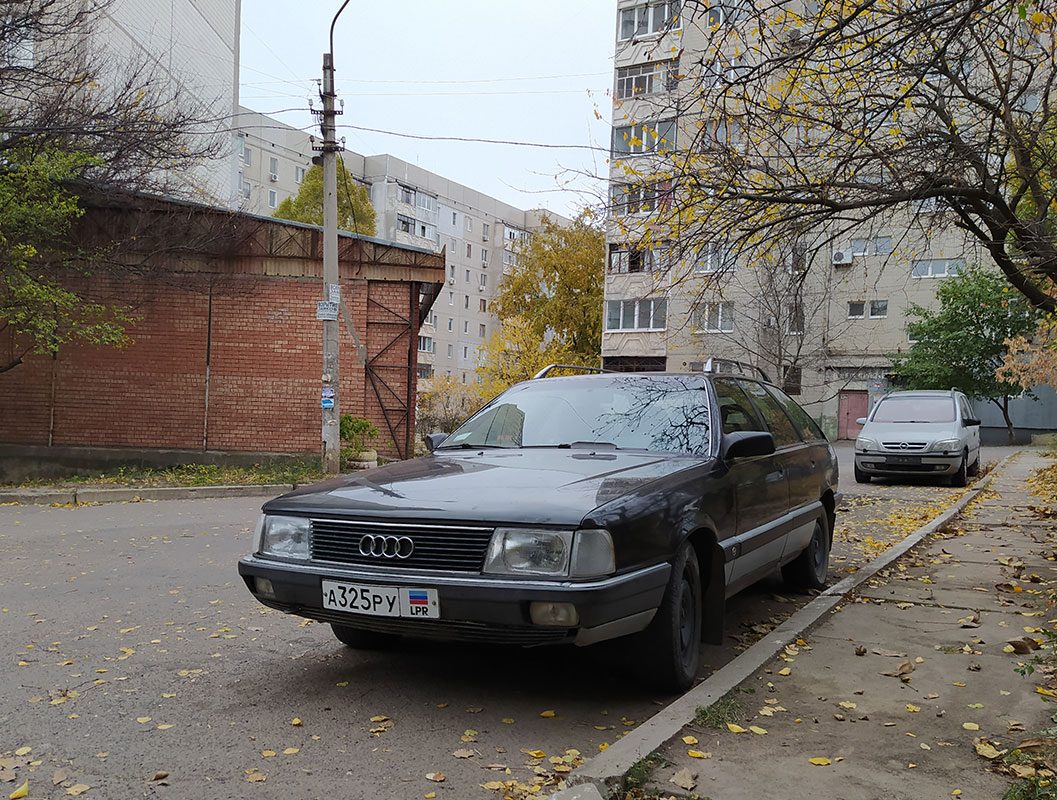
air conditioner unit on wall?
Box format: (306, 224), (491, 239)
(832, 249), (853, 266)
(269, 173), (278, 182)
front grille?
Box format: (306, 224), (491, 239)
(881, 441), (928, 451)
(308, 608), (574, 646)
(310, 518), (494, 572)
(875, 463), (943, 473)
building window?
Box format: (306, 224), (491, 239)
(466, 242), (472, 258)
(268, 190), (277, 209)
(465, 217), (473, 233)
(463, 346), (468, 358)
(397, 215), (415, 234)
(695, 241), (731, 273)
(610, 179), (673, 216)
(618, 1), (681, 40)
(482, 222), (490, 239)
(608, 243), (670, 274)
(417, 193), (437, 212)
(479, 298), (487, 312)
(399, 185), (416, 205)
(851, 235), (893, 256)
(912, 258), (964, 278)
(479, 274), (487, 288)
(417, 336), (434, 353)
(692, 301), (734, 333)
(703, 117), (744, 149)
(613, 120), (676, 155)
(447, 343), (454, 358)
(448, 292), (454, 305)
(615, 60), (679, 99)
(417, 364), (434, 379)
(464, 295), (470, 309)
(465, 269), (471, 283)
(451, 211), (458, 225)
(481, 248), (489, 265)
(449, 237), (457, 253)
(446, 317), (452, 332)
(605, 298), (668, 331)
(418, 221), (437, 240)
(870, 300), (889, 318)
(269, 156), (278, 175)
(503, 251), (515, 266)
(782, 365), (803, 396)
(463, 320), (469, 333)
(786, 303), (805, 334)
(448, 264), (456, 278)
(242, 146), (252, 166)
(479, 324), (486, 337)
(847, 301), (865, 318)
(295, 166), (306, 184)
(506, 228), (519, 241)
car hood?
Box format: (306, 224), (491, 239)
(263, 449), (707, 526)
(861, 422), (957, 444)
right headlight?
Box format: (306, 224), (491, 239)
(483, 528), (614, 578)
(855, 436), (877, 452)
(258, 514), (310, 559)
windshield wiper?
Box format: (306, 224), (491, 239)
(556, 441), (620, 449)
(436, 442), (512, 450)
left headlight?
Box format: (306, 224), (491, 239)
(855, 436), (877, 452)
(259, 514), (310, 559)
(932, 438), (960, 452)
(483, 528), (614, 578)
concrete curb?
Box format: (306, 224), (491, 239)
(0, 484), (294, 506)
(559, 456), (1015, 799)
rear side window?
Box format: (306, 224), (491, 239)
(713, 379), (765, 434)
(741, 381), (801, 447)
(765, 384), (825, 442)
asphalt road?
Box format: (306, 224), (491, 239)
(0, 444), (1021, 799)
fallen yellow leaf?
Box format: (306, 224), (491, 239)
(778, 667), (792, 676)
(963, 723), (980, 731)
(9, 782), (28, 800)
(292, 718), (302, 727)
(14, 747), (31, 756)
(1036, 687), (1057, 698)
(156, 724), (173, 730)
(727, 724), (747, 733)
(808, 757), (831, 766)
(425, 794), (436, 799)
(906, 704), (920, 713)
(66, 786), (91, 797)
(598, 743), (609, 752)
(501, 718), (515, 724)
(682, 735), (698, 745)
(136, 717), (151, 724)
(261, 750), (276, 757)
(687, 750), (712, 758)
(283, 747), (299, 755)
(749, 726), (767, 735)
(540, 710), (556, 718)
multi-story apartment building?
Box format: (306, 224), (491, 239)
(236, 109), (565, 384)
(603, 0), (993, 438)
(95, 0), (242, 203)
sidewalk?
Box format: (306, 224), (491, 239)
(571, 450), (1057, 800)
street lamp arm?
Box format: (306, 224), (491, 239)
(329, 0), (352, 61)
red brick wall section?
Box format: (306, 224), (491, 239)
(0, 272), (414, 459)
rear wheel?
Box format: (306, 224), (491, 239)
(331, 623), (398, 650)
(853, 464), (870, 484)
(949, 451), (968, 487)
(782, 514), (830, 592)
(634, 541), (702, 692)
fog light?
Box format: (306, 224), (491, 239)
(530, 602), (578, 627)
(254, 577), (276, 600)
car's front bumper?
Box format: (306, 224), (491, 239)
(855, 451), (961, 476)
(237, 555), (671, 647)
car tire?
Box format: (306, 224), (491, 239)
(782, 514), (830, 592)
(634, 541), (702, 693)
(967, 455), (980, 477)
(854, 464), (870, 484)
(331, 623), (398, 650)
(950, 452), (968, 487)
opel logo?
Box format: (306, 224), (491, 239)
(899, 442), (910, 450)
(358, 534), (414, 559)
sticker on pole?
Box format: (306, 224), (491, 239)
(328, 283), (341, 303)
(321, 398), (335, 409)
(316, 301), (339, 321)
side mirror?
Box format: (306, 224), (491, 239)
(855, 417), (868, 426)
(721, 430), (776, 460)
(424, 432), (448, 453)
(964, 417), (981, 427)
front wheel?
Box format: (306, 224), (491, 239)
(634, 541), (702, 693)
(782, 514), (831, 592)
(949, 452), (968, 487)
(853, 464), (870, 484)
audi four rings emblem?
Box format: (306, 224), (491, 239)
(358, 534), (414, 559)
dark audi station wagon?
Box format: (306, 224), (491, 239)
(239, 366), (839, 690)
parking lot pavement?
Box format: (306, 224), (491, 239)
(0, 451), (998, 800)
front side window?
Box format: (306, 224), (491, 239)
(713, 379), (765, 434)
(440, 374), (711, 455)
(742, 381), (801, 447)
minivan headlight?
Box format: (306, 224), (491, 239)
(259, 514), (310, 559)
(483, 528), (615, 578)
(855, 436), (877, 452)
(932, 438), (960, 452)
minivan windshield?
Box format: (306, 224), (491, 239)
(872, 396), (956, 423)
(438, 375), (713, 455)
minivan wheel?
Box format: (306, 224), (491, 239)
(634, 541), (702, 693)
(950, 451), (968, 487)
(331, 623), (398, 650)
(853, 464), (870, 484)
(782, 514), (831, 592)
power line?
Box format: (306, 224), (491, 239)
(334, 123), (609, 152)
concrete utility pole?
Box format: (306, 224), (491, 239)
(315, 1), (352, 475)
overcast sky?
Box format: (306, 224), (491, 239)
(238, 1), (617, 216)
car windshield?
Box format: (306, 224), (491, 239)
(438, 375), (713, 455)
(872, 396), (955, 423)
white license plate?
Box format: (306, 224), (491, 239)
(321, 580), (439, 619)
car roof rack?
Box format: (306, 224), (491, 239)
(532, 364), (610, 379)
(699, 358), (771, 382)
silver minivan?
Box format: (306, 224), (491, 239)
(853, 389), (981, 486)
